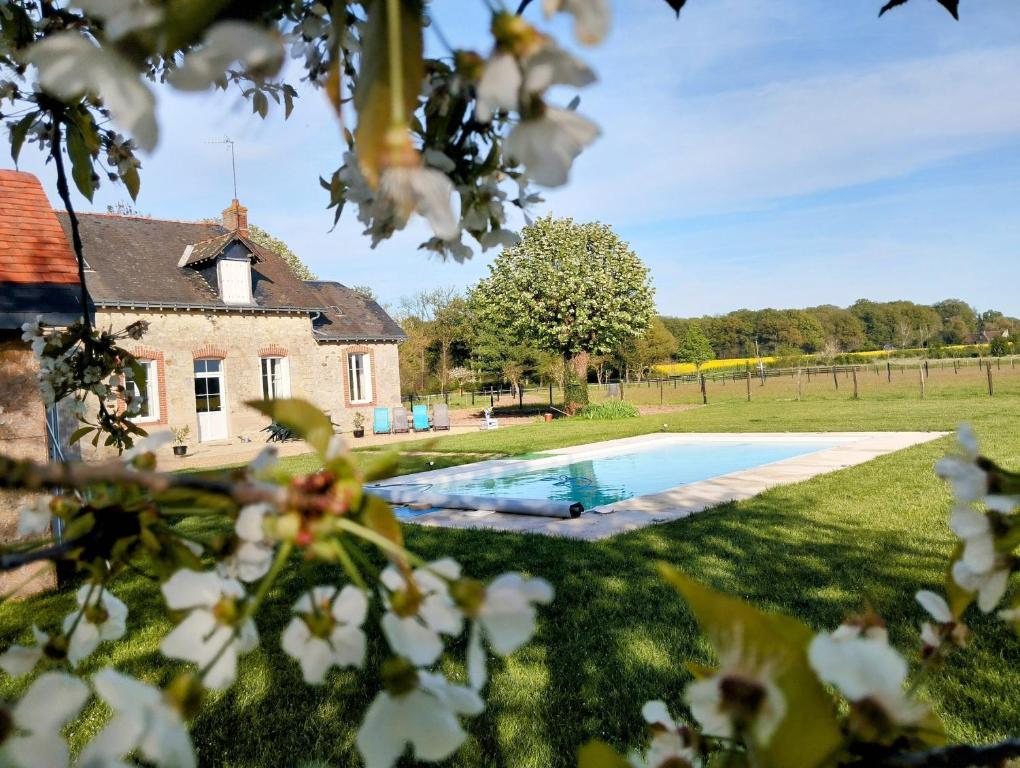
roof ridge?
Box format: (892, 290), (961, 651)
(55, 211), (223, 227)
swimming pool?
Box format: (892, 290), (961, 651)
(380, 438), (835, 518)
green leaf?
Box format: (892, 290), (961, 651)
(362, 450), (400, 483)
(10, 113), (37, 163)
(68, 426), (94, 445)
(353, 0), (424, 187)
(65, 113), (99, 201)
(252, 90), (269, 118)
(577, 740), (631, 768)
(122, 164), (140, 201)
(658, 563), (843, 768)
(247, 398), (335, 457)
(360, 493), (403, 551)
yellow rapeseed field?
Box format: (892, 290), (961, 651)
(653, 357), (776, 375)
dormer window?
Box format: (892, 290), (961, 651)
(218, 255), (253, 304)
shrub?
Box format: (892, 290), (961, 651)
(579, 401), (639, 420)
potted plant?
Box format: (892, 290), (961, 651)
(352, 412), (365, 438)
(171, 425), (191, 456)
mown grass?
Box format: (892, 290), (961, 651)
(1, 388), (1019, 767)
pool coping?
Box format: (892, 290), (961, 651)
(372, 431), (949, 541)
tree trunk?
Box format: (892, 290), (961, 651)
(564, 352), (590, 415)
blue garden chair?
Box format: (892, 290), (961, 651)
(373, 407), (391, 435)
(412, 404), (429, 432)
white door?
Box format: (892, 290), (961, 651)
(194, 359), (228, 441)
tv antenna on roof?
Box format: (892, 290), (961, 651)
(208, 136), (238, 199)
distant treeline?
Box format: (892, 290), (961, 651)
(660, 299), (1018, 359)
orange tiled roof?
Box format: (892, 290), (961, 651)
(0, 170), (80, 285)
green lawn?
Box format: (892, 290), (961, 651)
(2, 388), (1019, 767)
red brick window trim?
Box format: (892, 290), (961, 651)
(342, 346), (377, 408)
(192, 345), (228, 360)
(117, 347), (167, 425)
(258, 344), (288, 358)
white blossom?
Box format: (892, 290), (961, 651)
(543, 0), (611, 45)
(62, 584), (128, 667)
(16, 496), (53, 537)
(379, 166), (459, 241)
(808, 629), (927, 728)
(217, 502), (275, 583)
(26, 31), (158, 150)
(123, 431), (173, 461)
(466, 572), (553, 690)
(521, 44), (595, 94)
(506, 107), (600, 187)
(80, 667), (196, 768)
(281, 585), (368, 684)
(948, 506), (1010, 612)
(0, 672), (89, 768)
(160, 570), (257, 690)
(169, 21), (283, 91)
(475, 52), (521, 122)
(75, 0), (164, 41)
(685, 654), (786, 745)
(355, 671), (484, 768)
(629, 700), (698, 768)
(380, 559), (463, 667)
(0, 626), (49, 677)
(916, 590), (952, 624)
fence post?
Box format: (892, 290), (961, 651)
(471, 391), (474, 406)
(519, 385), (524, 410)
(924, 360), (929, 378)
(887, 362), (892, 383)
(919, 365), (925, 399)
(700, 373), (708, 405)
(954, 359), (958, 374)
(490, 392), (494, 409)
(659, 378), (664, 406)
(987, 365), (994, 396)
(444, 390), (449, 405)
(997, 357), (1001, 370)
(746, 368), (751, 402)
(852, 367), (859, 400)
(832, 366), (839, 390)
(797, 368), (802, 401)
(549, 381), (553, 406)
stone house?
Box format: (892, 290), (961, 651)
(2, 169), (404, 461)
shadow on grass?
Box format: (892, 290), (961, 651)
(1, 440), (1018, 767)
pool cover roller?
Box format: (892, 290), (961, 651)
(367, 486), (583, 519)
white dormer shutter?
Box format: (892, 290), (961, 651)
(218, 256), (252, 304)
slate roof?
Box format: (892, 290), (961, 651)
(55, 213), (323, 311)
(306, 281), (406, 342)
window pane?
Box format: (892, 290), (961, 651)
(206, 377), (220, 396)
(206, 359), (221, 373)
(195, 378), (208, 397)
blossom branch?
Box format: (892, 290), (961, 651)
(878, 739), (1020, 767)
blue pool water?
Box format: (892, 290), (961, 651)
(394, 441), (834, 515)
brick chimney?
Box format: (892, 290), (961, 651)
(222, 199), (248, 234)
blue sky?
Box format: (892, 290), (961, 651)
(7, 0), (1020, 317)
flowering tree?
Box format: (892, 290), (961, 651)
(470, 216), (655, 411)
(1, 0), (1005, 767)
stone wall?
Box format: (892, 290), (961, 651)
(0, 333), (56, 596)
(84, 310), (402, 457)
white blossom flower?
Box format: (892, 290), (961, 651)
(916, 590), (952, 624)
(281, 585), (368, 684)
(379, 165), (459, 241)
(475, 52), (521, 122)
(947, 506), (1010, 612)
(629, 700), (697, 768)
(75, 0), (164, 41)
(0, 626), (50, 677)
(543, 0), (610, 45)
(465, 572), (553, 689)
(160, 569), (257, 690)
(169, 21), (283, 91)
(521, 44), (595, 94)
(16, 496), (53, 537)
(0, 672), (89, 768)
(380, 559), (463, 667)
(999, 605), (1020, 625)
(123, 430), (173, 461)
(808, 629), (927, 728)
(355, 670), (484, 768)
(506, 107), (600, 187)
(685, 650), (786, 745)
(217, 502), (275, 583)
(62, 584), (128, 668)
(26, 31), (158, 150)
(80, 667), (196, 768)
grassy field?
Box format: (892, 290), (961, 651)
(2, 385), (1019, 767)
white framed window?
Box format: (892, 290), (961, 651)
(218, 257), (253, 305)
(261, 356), (290, 400)
(347, 352), (372, 404)
(125, 359), (159, 422)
